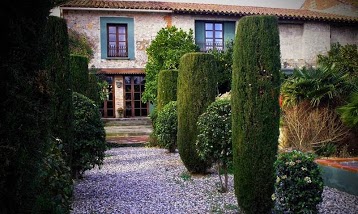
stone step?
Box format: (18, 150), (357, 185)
(102, 117), (153, 126)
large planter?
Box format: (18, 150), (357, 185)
(315, 157), (358, 196)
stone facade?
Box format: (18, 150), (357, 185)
(64, 10), (357, 70)
(62, 9), (357, 117)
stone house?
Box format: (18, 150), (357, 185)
(59, 0), (357, 118)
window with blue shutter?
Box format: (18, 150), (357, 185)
(100, 17), (135, 59)
(195, 20), (236, 52)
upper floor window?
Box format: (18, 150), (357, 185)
(195, 20), (235, 53)
(205, 22), (223, 51)
(107, 24), (128, 57)
(100, 17), (134, 59)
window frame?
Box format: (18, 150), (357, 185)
(107, 24), (128, 58)
(100, 17), (135, 60)
(204, 22), (224, 51)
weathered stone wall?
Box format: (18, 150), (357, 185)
(64, 10), (169, 69)
(64, 10), (357, 70)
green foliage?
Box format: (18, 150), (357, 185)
(196, 99), (232, 192)
(87, 73), (103, 106)
(70, 54), (89, 95)
(44, 16), (74, 168)
(142, 26), (199, 103)
(232, 15), (281, 214)
(68, 28), (94, 60)
(72, 92), (107, 178)
(177, 52), (218, 173)
(281, 66), (357, 108)
(337, 92), (358, 128)
(208, 40), (234, 94)
(156, 101), (178, 152)
(317, 43), (358, 78)
(273, 150), (324, 214)
(157, 69), (178, 112)
(0, 1), (61, 212)
(33, 138), (73, 214)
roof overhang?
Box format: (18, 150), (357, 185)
(98, 68), (145, 75)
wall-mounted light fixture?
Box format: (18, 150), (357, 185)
(116, 81), (123, 88)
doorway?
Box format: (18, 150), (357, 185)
(124, 75), (148, 117)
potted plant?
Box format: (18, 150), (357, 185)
(117, 107), (124, 118)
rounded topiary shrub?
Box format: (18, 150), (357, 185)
(157, 69), (178, 112)
(273, 150), (324, 214)
(232, 15), (281, 213)
(72, 92), (106, 178)
(177, 52), (218, 173)
(196, 98), (232, 192)
(156, 101), (177, 152)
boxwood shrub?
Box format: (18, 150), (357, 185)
(273, 150), (324, 213)
(72, 92), (106, 178)
(156, 101), (177, 152)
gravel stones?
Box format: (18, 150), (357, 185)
(71, 147), (358, 214)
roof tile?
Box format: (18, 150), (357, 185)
(61, 0), (358, 23)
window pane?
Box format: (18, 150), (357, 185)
(107, 110), (114, 117)
(134, 85), (140, 92)
(125, 85), (131, 92)
(205, 31), (213, 38)
(135, 101), (141, 108)
(126, 109), (132, 117)
(134, 93), (140, 100)
(133, 76), (140, 84)
(135, 109), (140, 116)
(108, 26), (116, 33)
(109, 34), (116, 42)
(118, 26), (126, 34)
(125, 76), (131, 84)
(215, 23), (223, 30)
(215, 39), (223, 45)
(107, 101), (113, 108)
(126, 101), (131, 109)
(119, 35), (126, 41)
(141, 102), (147, 108)
(125, 93), (131, 100)
(215, 31), (223, 39)
(141, 109), (147, 116)
(205, 23), (213, 30)
(140, 85), (145, 91)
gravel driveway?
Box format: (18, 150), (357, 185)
(71, 147), (358, 214)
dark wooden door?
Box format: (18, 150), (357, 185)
(124, 75), (148, 117)
(100, 76), (115, 118)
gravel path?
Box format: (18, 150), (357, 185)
(71, 147), (358, 214)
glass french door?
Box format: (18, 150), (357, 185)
(124, 75), (148, 117)
(100, 76), (114, 118)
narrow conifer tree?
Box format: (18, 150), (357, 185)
(232, 15), (281, 214)
(157, 69), (178, 112)
(44, 16), (74, 168)
(177, 52), (217, 173)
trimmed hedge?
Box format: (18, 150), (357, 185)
(157, 69), (178, 112)
(156, 101), (177, 152)
(70, 54), (89, 95)
(87, 73), (102, 106)
(232, 15), (281, 214)
(44, 16), (74, 168)
(72, 92), (106, 178)
(177, 52), (217, 173)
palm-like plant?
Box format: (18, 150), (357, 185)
(281, 66), (357, 108)
(337, 92), (358, 128)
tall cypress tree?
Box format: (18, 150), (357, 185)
(157, 69), (178, 112)
(44, 16), (74, 168)
(0, 1), (56, 213)
(232, 15), (281, 214)
(177, 52), (217, 173)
